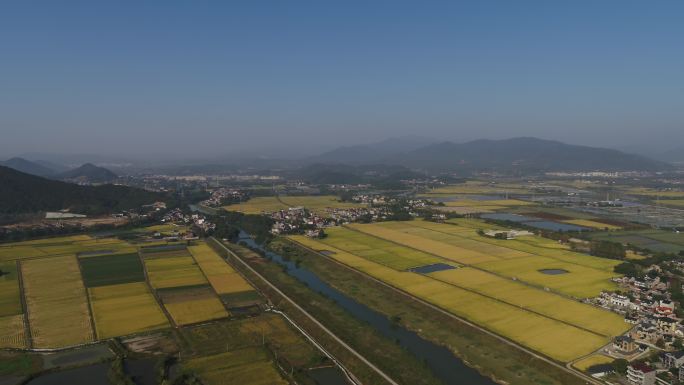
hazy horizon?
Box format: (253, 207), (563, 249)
(2, 1), (683, 158)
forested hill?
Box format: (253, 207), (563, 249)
(0, 165), (164, 215)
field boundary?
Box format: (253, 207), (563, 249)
(75, 256), (98, 342)
(137, 250), (178, 328)
(286, 237), (604, 385)
(16, 260), (33, 349)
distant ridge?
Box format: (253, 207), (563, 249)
(0, 165), (161, 215)
(310, 137), (672, 172)
(0, 157), (56, 177)
(306, 136), (436, 164)
(57, 163), (118, 183)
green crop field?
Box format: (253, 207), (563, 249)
(589, 229), (684, 253)
(289, 219), (630, 362)
(185, 347), (288, 385)
(89, 282), (169, 339)
(22, 256), (94, 348)
(79, 253), (146, 287)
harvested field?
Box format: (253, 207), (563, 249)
(79, 253), (145, 287)
(144, 256), (207, 289)
(0, 315), (27, 348)
(185, 347), (287, 385)
(160, 286), (228, 325)
(22, 256), (94, 348)
(89, 282), (169, 339)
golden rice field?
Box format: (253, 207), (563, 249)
(144, 256), (208, 289)
(223, 195), (362, 215)
(657, 200), (684, 208)
(0, 234), (135, 262)
(561, 219), (622, 230)
(289, 219), (630, 362)
(162, 287), (229, 326)
(353, 220), (620, 298)
(0, 314), (27, 348)
(317, 227), (442, 270)
(89, 282), (169, 339)
(21, 256), (94, 348)
(189, 243), (254, 295)
(185, 347), (288, 385)
(572, 354), (614, 371)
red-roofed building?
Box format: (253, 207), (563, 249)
(627, 363), (655, 385)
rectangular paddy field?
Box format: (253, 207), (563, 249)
(89, 282), (168, 339)
(79, 253), (145, 287)
(289, 220), (629, 362)
(189, 243), (259, 307)
(144, 254), (208, 289)
(0, 261), (27, 348)
(159, 286), (228, 326)
(185, 347), (288, 385)
(21, 256), (94, 348)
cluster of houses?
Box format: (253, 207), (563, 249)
(599, 275), (681, 350)
(161, 208), (215, 234)
(200, 188), (247, 207)
(269, 206), (397, 236)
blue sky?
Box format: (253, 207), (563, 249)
(1, 1), (683, 157)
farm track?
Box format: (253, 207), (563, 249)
(287, 237), (604, 385)
(74, 256), (98, 341)
(210, 237), (400, 385)
(16, 260), (33, 349)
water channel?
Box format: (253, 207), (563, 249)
(237, 232), (497, 385)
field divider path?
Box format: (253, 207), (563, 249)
(74, 255), (98, 341)
(137, 250), (178, 328)
(343, 224), (597, 303)
(209, 237), (400, 385)
(286, 237), (604, 385)
(16, 260), (33, 349)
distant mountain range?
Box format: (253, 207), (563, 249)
(0, 165), (161, 215)
(56, 163), (118, 183)
(309, 137), (671, 172)
(306, 136), (436, 164)
(0, 158), (118, 183)
(0, 157), (57, 178)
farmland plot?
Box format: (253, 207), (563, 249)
(144, 256), (207, 289)
(89, 282), (168, 339)
(159, 286), (228, 326)
(22, 256), (94, 348)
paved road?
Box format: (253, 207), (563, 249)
(211, 237), (400, 385)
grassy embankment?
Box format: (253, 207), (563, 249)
(209, 239), (442, 385)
